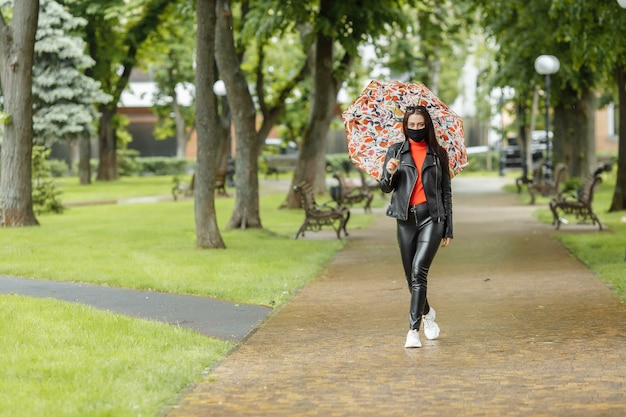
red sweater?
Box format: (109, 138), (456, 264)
(409, 140), (427, 205)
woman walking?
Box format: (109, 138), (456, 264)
(379, 105), (453, 348)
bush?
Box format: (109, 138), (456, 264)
(325, 153), (353, 174)
(464, 152), (500, 172)
(136, 157), (190, 176)
(32, 145), (63, 215)
(117, 149), (141, 177)
(46, 159), (69, 177)
(562, 177), (583, 194)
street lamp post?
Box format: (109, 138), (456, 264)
(213, 80), (235, 187)
(534, 55), (560, 181)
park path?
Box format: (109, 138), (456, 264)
(163, 176), (626, 417)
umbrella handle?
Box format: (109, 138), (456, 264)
(394, 140), (406, 160)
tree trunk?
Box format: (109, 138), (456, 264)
(194, 0), (225, 248)
(609, 63), (626, 212)
(284, 31), (338, 208)
(96, 105), (117, 180)
(0, 0), (40, 227)
(553, 85), (596, 178)
(79, 134), (91, 185)
(172, 93), (187, 158)
(215, 0), (262, 230)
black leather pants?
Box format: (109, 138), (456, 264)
(396, 203), (444, 330)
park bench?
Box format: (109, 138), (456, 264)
(172, 172), (227, 201)
(293, 181), (350, 239)
(264, 155), (298, 179)
(549, 174), (603, 230)
(526, 162), (567, 205)
(331, 170), (374, 213)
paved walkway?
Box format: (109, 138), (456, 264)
(0, 276), (270, 341)
(163, 176), (626, 417)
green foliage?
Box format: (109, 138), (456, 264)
(112, 156), (192, 177)
(135, 157), (190, 176)
(372, 0), (471, 105)
(561, 176), (583, 195)
(116, 148), (140, 177)
(32, 0), (111, 146)
(325, 153), (354, 174)
(46, 159), (70, 178)
(31, 145), (64, 215)
(138, 2), (196, 141)
(463, 152), (499, 173)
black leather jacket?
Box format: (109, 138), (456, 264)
(379, 140), (453, 238)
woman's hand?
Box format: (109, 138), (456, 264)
(386, 158), (399, 174)
(441, 238), (451, 248)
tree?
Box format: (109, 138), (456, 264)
(376, 0), (470, 101)
(59, 0), (173, 181)
(32, 0), (111, 185)
(139, 2), (196, 159)
(214, 0), (309, 229)
(194, 0), (225, 248)
(548, 0), (626, 212)
(279, 0), (417, 207)
(477, 0), (602, 180)
(0, 0), (39, 226)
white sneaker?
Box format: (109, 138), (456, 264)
(423, 307), (440, 340)
(404, 329), (422, 348)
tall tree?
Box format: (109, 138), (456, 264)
(548, 0), (626, 211)
(194, 0), (225, 248)
(377, 0), (470, 100)
(477, 0), (601, 179)
(215, 0), (261, 229)
(281, 0), (416, 207)
(214, 0), (309, 229)
(0, 0), (39, 226)
(139, 2), (196, 159)
(59, 0), (172, 181)
(32, 0), (111, 184)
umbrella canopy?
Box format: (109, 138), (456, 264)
(342, 80), (468, 180)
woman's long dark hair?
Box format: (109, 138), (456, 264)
(402, 105), (449, 172)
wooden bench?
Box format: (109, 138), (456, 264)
(527, 162), (567, 205)
(331, 170), (374, 213)
(264, 155), (298, 179)
(172, 172), (227, 201)
(293, 181), (350, 239)
(549, 174), (603, 230)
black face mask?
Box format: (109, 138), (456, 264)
(407, 127), (427, 142)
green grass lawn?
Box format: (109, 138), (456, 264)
(0, 175), (380, 417)
(0, 296), (231, 417)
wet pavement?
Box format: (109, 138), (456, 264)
(162, 176), (626, 417)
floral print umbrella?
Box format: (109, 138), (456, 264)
(342, 80), (468, 180)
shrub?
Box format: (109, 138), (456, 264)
(136, 157), (190, 176)
(46, 159), (69, 177)
(325, 153), (353, 174)
(32, 145), (63, 215)
(117, 149), (141, 177)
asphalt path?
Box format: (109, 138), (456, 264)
(0, 275), (271, 341)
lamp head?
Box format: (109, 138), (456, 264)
(534, 55), (560, 75)
(213, 80), (226, 96)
